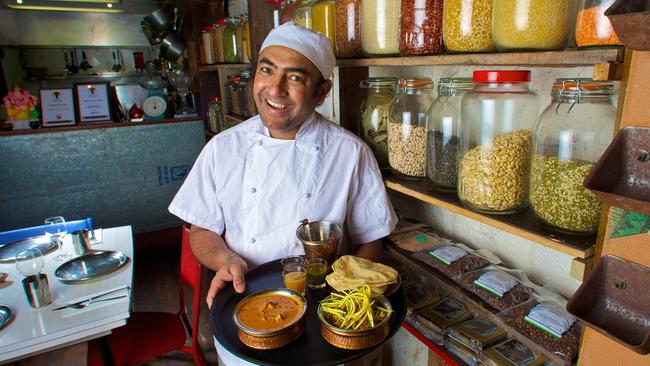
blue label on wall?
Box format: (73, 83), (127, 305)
(158, 165), (190, 185)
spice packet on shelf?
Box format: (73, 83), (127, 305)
(411, 242), (498, 282)
(415, 297), (473, 344)
(404, 281), (441, 312)
(444, 333), (482, 366)
(457, 266), (534, 311)
(388, 229), (443, 253)
(498, 298), (582, 363)
(447, 317), (508, 354)
(484, 338), (549, 366)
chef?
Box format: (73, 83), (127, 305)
(169, 21), (396, 365)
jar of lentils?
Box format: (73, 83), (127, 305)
(360, 77), (398, 170)
(576, 0), (622, 47)
(459, 70), (540, 214)
(493, 0), (572, 51)
(530, 80), (615, 235)
(442, 0), (495, 53)
(312, 0), (337, 54)
(388, 79), (434, 179)
(335, 0), (362, 58)
(426, 78), (472, 191)
(400, 0), (445, 55)
(361, 0), (401, 56)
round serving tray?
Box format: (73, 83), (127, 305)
(0, 305), (13, 332)
(55, 250), (129, 284)
(210, 259), (406, 366)
(0, 235), (57, 263)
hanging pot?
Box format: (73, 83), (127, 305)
(160, 32), (186, 61)
(144, 5), (174, 32)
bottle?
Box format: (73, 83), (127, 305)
(388, 79), (435, 179)
(425, 78), (472, 191)
(530, 79), (616, 234)
(207, 96), (224, 133)
(458, 70), (540, 214)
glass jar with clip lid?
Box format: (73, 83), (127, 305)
(530, 79), (616, 235)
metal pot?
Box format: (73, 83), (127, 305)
(160, 32), (186, 61)
(144, 5), (174, 32)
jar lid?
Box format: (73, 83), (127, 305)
(210, 96), (220, 102)
(472, 70), (531, 83)
(359, 77), (399, 89)
(202, 25), (213, 33)
(399, 79), (434, 88)
(552, 79), (614, 94)
(437, 77), (473, 95)
(217, 18), (226, 25)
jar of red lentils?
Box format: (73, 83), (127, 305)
(399, 0), (445, 55)
(576, 0), (622, 47)
(335, 0), (362, 58)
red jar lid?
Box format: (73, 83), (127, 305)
(217, 18), (226, 25)
(473, 70), (531, 83)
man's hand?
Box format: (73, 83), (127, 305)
(206, 260), (248, 309)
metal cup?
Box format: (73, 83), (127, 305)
(22, 273), (51, 308)
(296, 220), (342, 265)
(71, 229), (92, 256)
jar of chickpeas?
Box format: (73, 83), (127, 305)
(442, 0), (495, 53)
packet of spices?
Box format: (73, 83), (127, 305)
(484, 338), (548, 366)
(458, 267), (534, 311)
(418, 297), (473, 330)
(444, 334), (482, 366)
(404, 282), (441, 312)
(524, 301), (576, 339)
(447, 318), (508, 354)
(412, 245), (490, 280)
(388, 229), (442, 252)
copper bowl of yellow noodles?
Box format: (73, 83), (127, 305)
(317, 285), (393, 350)
(233, 288), (307, 350)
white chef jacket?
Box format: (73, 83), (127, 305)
(168, 112), (397, 268)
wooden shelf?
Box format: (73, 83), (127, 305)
(385, 176), (595, 259)
(385, 244), (574, 366)
(336, 49), (623, 68)
(199, 63), (251, 72)
(224, 114), (246, 123)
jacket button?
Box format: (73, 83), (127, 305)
(250, 188), (257, 193)
(304, 193), (311, 199)
(257, 140), (263, 146)
(313, 146), (320, 152)
(249, 237), (256, 244)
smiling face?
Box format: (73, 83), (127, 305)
(253, 46), (332, 140)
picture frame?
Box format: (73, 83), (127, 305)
(74, 82), (112, 124)
(40, 88), (76, 127)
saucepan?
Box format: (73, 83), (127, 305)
(160, 32), (186, 61)
(144, 4), (174, 32)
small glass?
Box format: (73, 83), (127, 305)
(305, 258), (327, 289)
(44, 216), (70, 261)
(16, 248), (44, 276)
(282, 267), (307, 295)
(16, 248), (51, 308)
(281, 255), (305, 270)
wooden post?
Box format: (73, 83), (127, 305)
(337, 67), (369, 135)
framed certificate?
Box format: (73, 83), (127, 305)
(40, 88), (76, 127)
(74, 82), (112, 124)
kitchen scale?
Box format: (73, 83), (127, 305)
(138, 78), (169, 121)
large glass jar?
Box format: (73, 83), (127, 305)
(293, 1), (315, 29)
(235, 17), (245, 63)
(312, 0), (337, 54)
(400, 0), (445, 55)
(443, 0), (495, 53)
(207, 96), (224, 133)
(493, 0), (572, 51)
(388, 79), (434, 179)
(576, 0), (622, 47)
(211, 19), (226, 63)
(242, 15), (251, 62)
(530, 80), (615, 235)
(361, 0), (401, 57)
(237, 70), (257, 118)
(425, 78), (472, 191)
(335, 0), (362, 58)
(459, 71), (540, 214)
(201, 26), (214, 64)
(223, 75), (235, 115)
(223, 17), (240, 63)
(359, 77), (398, 170)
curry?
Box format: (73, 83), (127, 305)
(238, 293), (302, 331)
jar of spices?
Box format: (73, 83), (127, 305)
(359, 77), (398, 170)
(361, 0), (401, 57)
(388, 79), (434, 179)
(335, 0), (362, 58)
(201, 26), (214, 64)
(425, 77), (472, 191)
(312, 0), (337, 54)
(237, 70), (257, 118)
(281, 0), (302, 23)
(576, 0), (622, 47)
(442, 0), (495, 53)
(223, 17), (240, 63)
(207, 96), (224, 133)
(400, 0), (445, 55)
(459, 70), (540, 214)
(223, 75), (235, 115)
(530, 79), (615, 235)
(212, 19), (226, 63)
(293, 0), (316, 29)
(230, 75), (242, 116)
(493, 0), (572, 51)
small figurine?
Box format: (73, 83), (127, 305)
(2, 84), (39, 121)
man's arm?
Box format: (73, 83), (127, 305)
(189, 224), (248, 308)
(351, 239), (383, 262)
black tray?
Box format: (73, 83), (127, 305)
(210, 259), (406, 366)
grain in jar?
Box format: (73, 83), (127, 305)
(201, 26), (214, 64)
(293, 1), (315, 29)
(442, 0), (495, 53)
(493, 0), (572, 51)
(211, 19), (226, 63)
(459, 70), (539, 214)
(335, 0), (362, 58)
(361, 0), (401, 56)
(400, 0), (445, 55)
(312, 0), (337, 54)
(576, 0), (622, 47)
(388, 79), (434, 178)
(360, 77), (398, 170)
(530, 80), (616, 234)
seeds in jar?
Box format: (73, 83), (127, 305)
(361, 0), (401, 55)
(388, 121), (427, 177)
(576, 4), (622, 47)
(400, 0), (445, 55)
(442, 0), (495, 52)
(458, 130), (532, 213)
(529, 155), (601, 234)
(335, 0), (363, 58)
(493, 0), (570, 50)
(426, 131), (458, 189)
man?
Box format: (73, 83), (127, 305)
(169, 22), (396, 365)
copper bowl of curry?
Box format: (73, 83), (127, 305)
(233, 288), (307, 350)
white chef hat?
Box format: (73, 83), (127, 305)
(260, 22), (335, 80)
